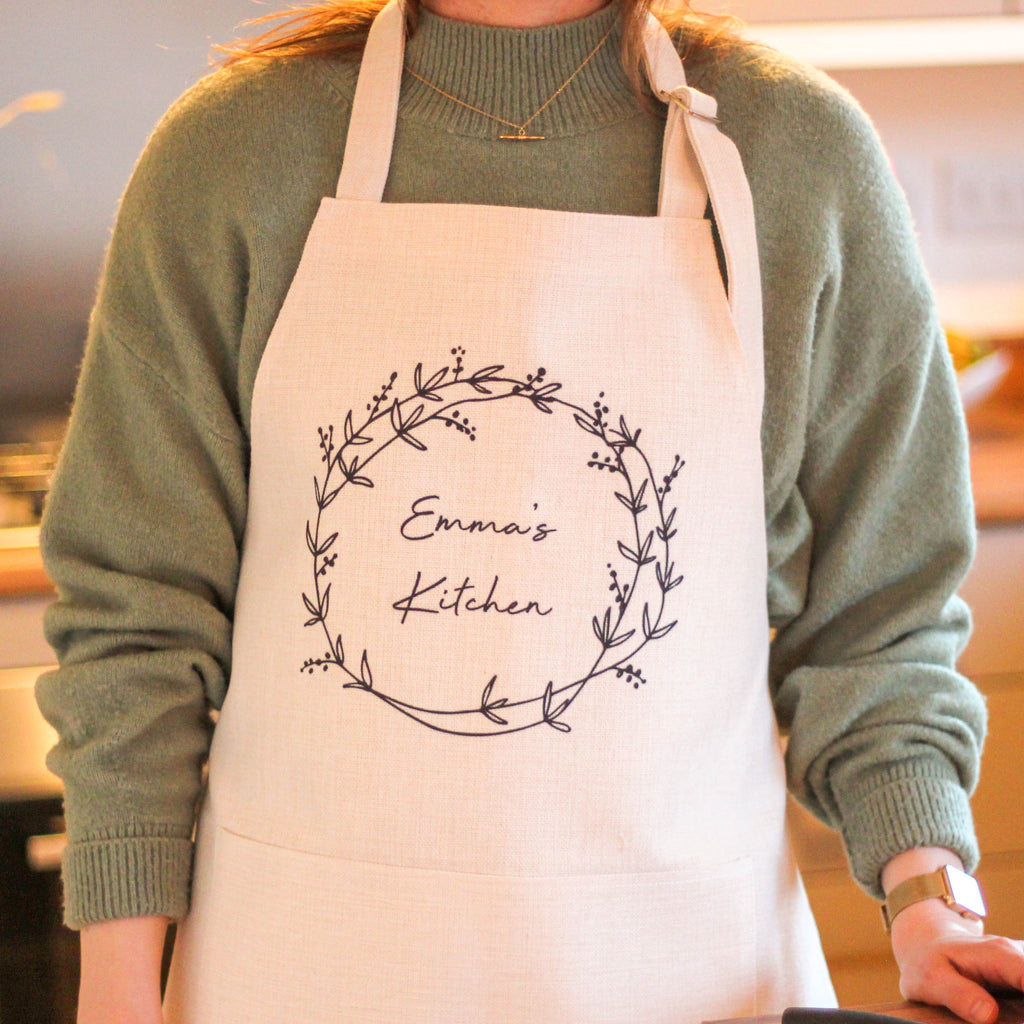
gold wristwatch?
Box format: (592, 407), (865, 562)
(881, 864), (987, 932)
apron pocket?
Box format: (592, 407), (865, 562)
(166, 821), (760, 1024)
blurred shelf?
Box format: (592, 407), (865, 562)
(746, 15), (1024, 69)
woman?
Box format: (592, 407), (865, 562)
(37, 0), (1024, 1021)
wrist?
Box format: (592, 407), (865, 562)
(78, 917), (169, 1024)
(881, 846), (965, 894)
(79, 916), (170, 989)
(881, 851), (986, 934)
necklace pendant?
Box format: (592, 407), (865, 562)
(500, 128), (545, 141)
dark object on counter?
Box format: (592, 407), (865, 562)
(784, 1010), (925, 1024)
(780, 1002), (1024, 1024)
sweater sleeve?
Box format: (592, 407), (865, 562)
(35, 72), (254, 928)
(773, 328), (984, 898)
(734, 62), (986, 898)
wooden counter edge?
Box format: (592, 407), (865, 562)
(706, 997), (1024, 1024)
(0, 542), (54, 597)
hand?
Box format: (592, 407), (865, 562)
(889, 899), (1024, 1024)
(77, 916), (169, 1024)
(881, 849), (1024, 1024)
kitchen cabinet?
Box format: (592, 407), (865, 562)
(0, 667), (60, 802)
(0, 527), (56, 672)
(0, 795), (77, 1024)
(0, 596), (54, 672)
(696, 0), (1008, 20)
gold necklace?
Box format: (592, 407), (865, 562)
(405, 23), (614, 140)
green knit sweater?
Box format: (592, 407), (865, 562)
(37, 2), (984, 929)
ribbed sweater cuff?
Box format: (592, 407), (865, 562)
(62, 835), (194, 929)
(838, 762), (979, 900)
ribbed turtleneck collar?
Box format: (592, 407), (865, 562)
(400, 2), (640, 138)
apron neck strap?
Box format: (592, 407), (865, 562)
(336, 0), (407, 204)
(641, 19), (705, 222)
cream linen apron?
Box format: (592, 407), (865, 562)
(164, 3), (836, 1021)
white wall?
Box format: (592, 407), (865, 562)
(699, 0), (1015, 19)
(829, 61), (1024, 333)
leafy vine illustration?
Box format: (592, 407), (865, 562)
(300, 350), (684, 736)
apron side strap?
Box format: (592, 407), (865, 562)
(684, 104), (765, 410)
(336, 0), (406, 202)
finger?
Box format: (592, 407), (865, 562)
(900, 954), (1000, 1024)
(900, 937), (1024, 1024)
(948, 936), (1024, 994)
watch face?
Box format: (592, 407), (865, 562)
(945, 866), (987, 917)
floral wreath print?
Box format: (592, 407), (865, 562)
(300, 348), (685, 736)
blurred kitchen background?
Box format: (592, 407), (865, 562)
(2, 1), (1023, 1021)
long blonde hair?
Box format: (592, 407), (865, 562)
(215, 1), (740, 95)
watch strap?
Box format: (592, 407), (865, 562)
(881, 865), (986, 932)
